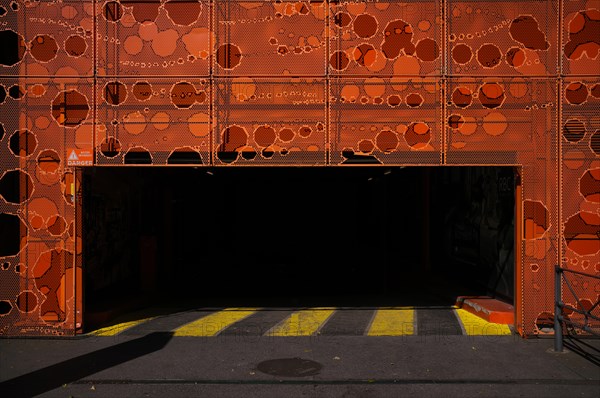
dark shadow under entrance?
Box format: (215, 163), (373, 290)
(82, 166), (516, 331)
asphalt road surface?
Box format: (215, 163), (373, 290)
(1, 306), (598, 398)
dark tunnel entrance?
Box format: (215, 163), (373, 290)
(82, 166), (517, 330)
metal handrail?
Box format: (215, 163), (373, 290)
(554, 265), (600, 352)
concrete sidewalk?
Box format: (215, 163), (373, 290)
(1, 332), (598, 398)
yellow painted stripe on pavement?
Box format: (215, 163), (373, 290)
(174, 308), (257, 336)
(367, 308), (414, 336)
(89, 317), (155, 336)
(268, 308), (335, 336)
(455, 309), (512, 335)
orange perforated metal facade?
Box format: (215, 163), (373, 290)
(0, 0), (598, 336)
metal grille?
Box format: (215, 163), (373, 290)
(0, 0), (596, 337)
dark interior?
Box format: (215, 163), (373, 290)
(82, 166), (516, 330)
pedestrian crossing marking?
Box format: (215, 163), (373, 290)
(454, 308), (512, 335)
(89, 317), (156, 336)
(173, 308), (258, 336)
(267, 308), (336, 336)
(86, 307), (514, 337)
(367, 308), (415, 336)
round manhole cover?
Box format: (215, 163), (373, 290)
(256, 358), (322, 377)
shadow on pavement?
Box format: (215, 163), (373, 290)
(563, 335), (600, 367)
(0, 332), (173, 398)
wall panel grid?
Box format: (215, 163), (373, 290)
(0, 1), (598, 336)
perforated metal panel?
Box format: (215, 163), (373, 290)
(215, 1), (327, 76)
(445, 78), (557, 165)
(329, 0), (442, 77)
(213, 78), (327, 165)
(560, 77), (600, 334)
(98, 1), (211, 77)
(0, 0), (597, 337)
(330, 77), (442, 165)
(446, 0), (559, 76)
(95, 77), (212, 165)
(562, 3), (600, 77)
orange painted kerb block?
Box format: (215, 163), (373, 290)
(456, 296), (515, 325)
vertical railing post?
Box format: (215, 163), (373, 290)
(554, 265), (563, 352)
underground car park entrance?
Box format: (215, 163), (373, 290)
(80, 166), (518, 333)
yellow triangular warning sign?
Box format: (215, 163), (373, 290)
(68, 150), (79, 161)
